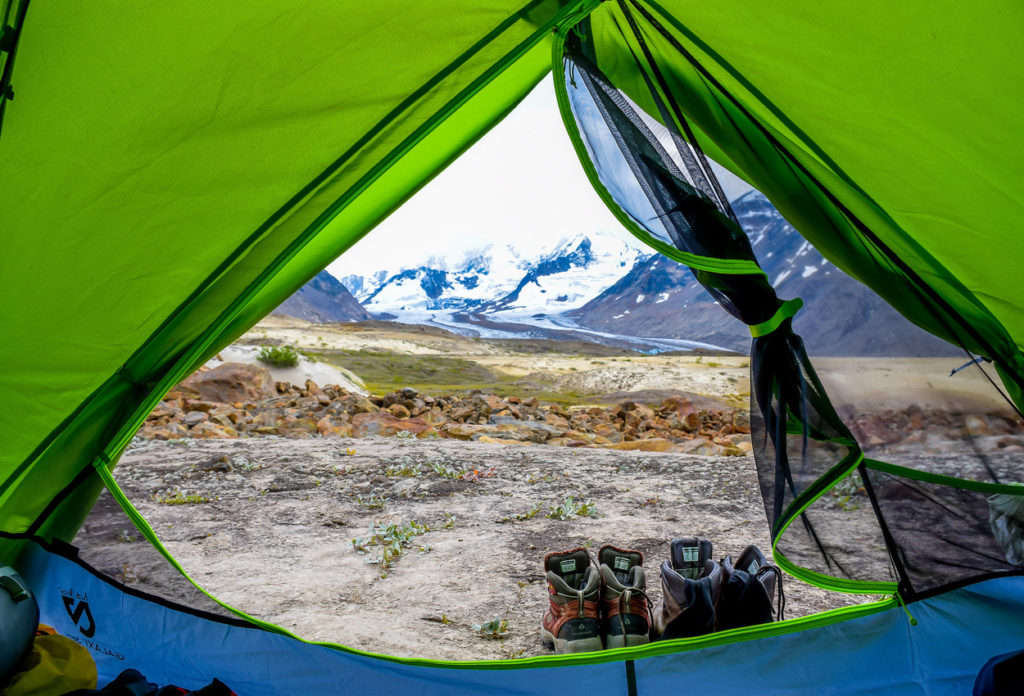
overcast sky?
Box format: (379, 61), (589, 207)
(327, 79), (751, 277)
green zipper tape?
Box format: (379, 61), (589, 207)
(865, 458), (1024, 495)
(550, 24), (767, 278)
(749, 298), (803, 337)
(769, 451), (899, 594)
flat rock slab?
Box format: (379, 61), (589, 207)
(75, 437), (871, 661)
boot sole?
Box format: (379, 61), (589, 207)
(605, 633), (649, 649)
(540, 627), (603, 654)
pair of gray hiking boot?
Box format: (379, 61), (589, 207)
(652, 538), (783, 640)
(541, 546), (651, 654)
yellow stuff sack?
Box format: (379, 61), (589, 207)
(2, 626), (97, 696)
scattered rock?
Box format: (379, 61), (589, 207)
(146, 373), (1021, 458)
(196, 454), (233, 473)
(610, 438), (674, 452)
(387, 404), (411, 419)
(175, 363), (277, 404)
(351, 413), (436, 438)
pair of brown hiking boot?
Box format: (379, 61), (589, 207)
(541, 546), (651, 654)
(652, 538), (783, 640)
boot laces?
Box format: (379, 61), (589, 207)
(618, 585), (653, 619)
(754, 564), (786, 621)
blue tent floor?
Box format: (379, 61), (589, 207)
(14, 536), (1024, 695)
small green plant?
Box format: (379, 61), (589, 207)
(116, 529), (138, 543)
(471, 617), (509, 638)
(351, 520), (431, 571)
(257, 345), (299, 368)
(355, 490), (388, 509)
(830, 472), (865, 511)
(547, 496), (597, 521)
(431, 459), (467, 480)
(153, 489), (215, 505)
(498, 502), (543, 523)
(395, 429), (416, 440)
(385, 459), (422, 477)
(442, 512), (457, 529)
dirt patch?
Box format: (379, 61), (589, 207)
(75, 437), (873, 661)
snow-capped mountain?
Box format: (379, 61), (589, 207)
(568, 191), (958, 356)
(339, 233), (649, 321)
(280, 191), (960, 356)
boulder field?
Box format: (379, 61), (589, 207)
(140, 362), (752, 456)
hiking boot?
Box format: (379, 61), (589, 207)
(652, 538), (722, 640)
(541, 548), (603, 653)
(598, 545), (651, 648)
(718, 545), (784, 630)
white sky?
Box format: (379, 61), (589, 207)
(327, 79), (751, 277)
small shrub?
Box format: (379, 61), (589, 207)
(471, 617), (509, 638)
(153, 489), (215, 505)
(498, 502), (543, 524)
(431, 459), (467, 480)
(257, 345), (299, 368)
(385, 459), (421, 477)
(830, 472), (865, 511)
(355, 490), (387, 509)
(351, 519), (430, 571)
(547, 496), (597, 521)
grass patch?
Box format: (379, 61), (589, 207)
(257, 345), (299, 368)
(312, 349), (501, 392)
(304, 348), (598, 404)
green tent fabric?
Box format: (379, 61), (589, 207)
(2, 0), (1023, 626)
(576, 1), (1024, 406)
(0, 0), (596, 544)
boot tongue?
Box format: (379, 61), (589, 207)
(735, 545), (768, 575)
(670, 538), (713, 580)
(598, 546), (643, 585)
(545, 548), (591, 589)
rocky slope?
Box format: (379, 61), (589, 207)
(142, 360), (1024, 464)
(141, 362), (753, 457)
(273, 270), (370, 323)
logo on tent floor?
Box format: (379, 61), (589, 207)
(60, 589), (96, 638)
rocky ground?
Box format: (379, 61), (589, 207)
(76, 437), (873, 661)
(139, 361), (753, 457)
(72, 317), (1023, 661)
